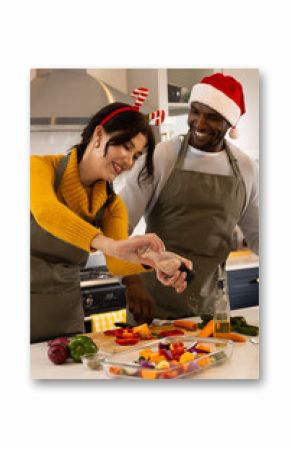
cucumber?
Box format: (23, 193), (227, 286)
(200, 314), (213, 323)
(230, 316), (248, 328)
(236, 325), (259, 336)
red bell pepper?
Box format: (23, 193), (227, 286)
(115, 337), (140, 346)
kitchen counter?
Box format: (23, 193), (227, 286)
(226, 250), (259, 271)
(30, 306), (259, 380)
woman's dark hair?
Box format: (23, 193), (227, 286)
(76, 102), (156, 185)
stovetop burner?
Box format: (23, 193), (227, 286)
(80, 266), (120, 287)
(80, 266), (113, 281)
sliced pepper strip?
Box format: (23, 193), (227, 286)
(115, 337), (140, 346)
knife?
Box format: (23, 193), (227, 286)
(114, 322), (134, 328)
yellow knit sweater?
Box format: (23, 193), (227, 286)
(30, 149), (147, 276)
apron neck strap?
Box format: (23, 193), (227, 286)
(54, 152), (71, 192)
(224, 142), (243, 179)
(174, 132), (191, 169)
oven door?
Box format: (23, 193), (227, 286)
(81, 283), (126, 317)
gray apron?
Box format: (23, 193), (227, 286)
(30, 152), (114, 342)
(134, 133), (246, 320)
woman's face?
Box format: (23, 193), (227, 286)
(81, 128), (147, 184)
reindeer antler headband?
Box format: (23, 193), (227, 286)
(99, 87), (165, 126)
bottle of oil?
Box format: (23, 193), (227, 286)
(213, 277), (231, 336)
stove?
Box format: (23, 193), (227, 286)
(80, 266), (120, 288)
(80, 266), (126, 318)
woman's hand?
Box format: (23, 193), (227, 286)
(90, 233), (165, 264)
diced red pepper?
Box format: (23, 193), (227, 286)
(104, 329), (117, 336)
(115, 337), (140, 346)
(158, 329), (184, 337)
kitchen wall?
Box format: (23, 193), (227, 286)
(30, 131), (82, 155)
(223, 69), (259, 161)
(87, 69), (127, 93)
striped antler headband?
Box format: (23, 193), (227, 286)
(99, 87), (165, 126)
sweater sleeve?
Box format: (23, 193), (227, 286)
(101, 195), (149, 276)
(30, 156), (101, 252)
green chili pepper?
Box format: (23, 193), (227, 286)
(68, 336), (98, 363)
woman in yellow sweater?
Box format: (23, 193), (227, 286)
(31, 100), (192, 342)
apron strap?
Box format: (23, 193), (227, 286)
(174, 132), (190, 169)
(94, 182), (116, 229)
(223, 142), (246, 216)
(54, 153), (71, 192)
(224, 142), (243, 180)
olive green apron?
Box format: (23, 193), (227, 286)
(30, 152), (115, 343)
(133, 133), (246, 320)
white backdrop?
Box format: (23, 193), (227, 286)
(1, 1), (288, 448)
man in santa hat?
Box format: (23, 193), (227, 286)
(119, 72), (259, 323)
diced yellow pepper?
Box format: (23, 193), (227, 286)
(133, 323), (152, 339)
(179, 352), (195, 363)
(195, 344), (211, 353)
(197, 356), (212, 368)
(149, 354), (166, 363)
(156, 360), (170, 370)
(139, 349), (153, 360)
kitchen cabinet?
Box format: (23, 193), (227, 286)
(227, 267), (259, 310)
(167, 68), (214, 116)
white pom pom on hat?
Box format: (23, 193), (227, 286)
(189, 73), (246, 139)
(229, 126), (239, 139)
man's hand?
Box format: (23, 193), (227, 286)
(122, 275), (155, 324)
(139, 250), (193, 293)
(156, 269), (188, 293)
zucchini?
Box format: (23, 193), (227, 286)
(236, 325), (259, 336)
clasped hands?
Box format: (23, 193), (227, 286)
(114, 233), (193, 294)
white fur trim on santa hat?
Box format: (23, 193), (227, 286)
(189, 83), (241, 126)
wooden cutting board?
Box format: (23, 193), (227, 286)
(86, 325), (199, 354)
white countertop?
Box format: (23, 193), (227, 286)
(30, 306), (259, 380)
(226, 251), (259, 271)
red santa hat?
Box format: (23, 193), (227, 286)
(189, 73), (246, 138)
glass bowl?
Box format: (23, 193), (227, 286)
(81, 352), (107, 370)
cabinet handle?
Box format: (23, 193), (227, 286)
(250, 277), (259, 284)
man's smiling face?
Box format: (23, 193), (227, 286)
(188, 101), (230, 152)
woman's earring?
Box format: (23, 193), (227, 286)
(95, 140), (100, 149)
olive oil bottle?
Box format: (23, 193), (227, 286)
(214, 277), (231, 336)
